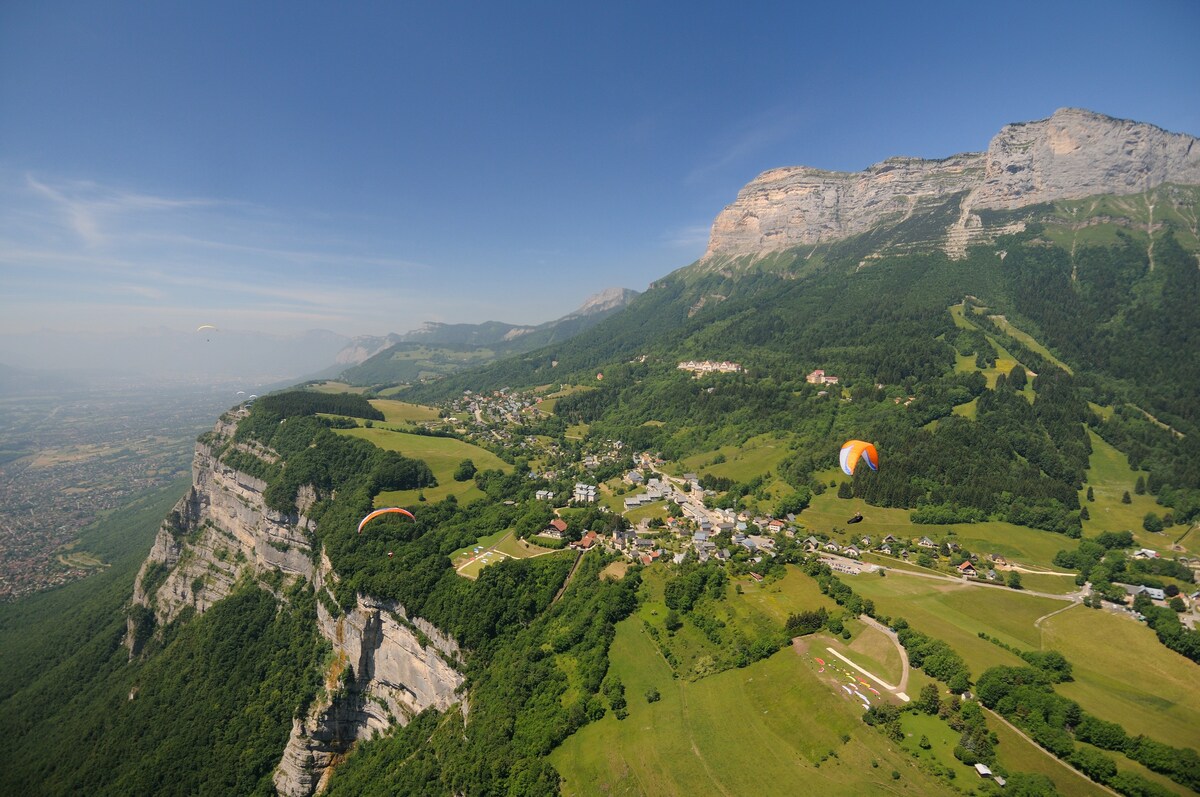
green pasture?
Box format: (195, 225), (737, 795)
(985, 315), (1072, 375)
(637, 568), (838, 680)
(846, 574), (1060, 675)
(336, 427), (509, 505)
(367, 399), (440, 424)
(803, 491), (1072, 571)
(677, 434), (794, 482)
(1041, 605), (1200, 745)
(551, 617), (955, 796)
(1080, 430), (1175, 552)
(305, 381), (368, 394)
(852, 572), (1200, 750)
(1012, 572), (1078, 595)
(985, 710), (1108, 797)
(623, 501), (669, 525)
(951, 397), (978, 419)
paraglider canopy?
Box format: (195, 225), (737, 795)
(847, 512), (864, 524)
(196, 324), (218, 332)
(357, 507), (415, 534)
(839, 440), (879, 476)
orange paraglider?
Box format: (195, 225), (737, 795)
(357, 507), (415, 534)
(839, 440), (879, 476)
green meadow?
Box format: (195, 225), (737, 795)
(800, 491), (1072, 571)
(551, 617), (955, 796)
(849, 572), (1200, 748)
(1041, 604), (1200, 744)
(367, 399), (441, 424)
(335, 426), (510, 505)
(678, 434), (794, 484)
(1080, 430), (1176, 553)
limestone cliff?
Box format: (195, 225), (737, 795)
(704, 108), (1200, 260)
(126, 414), (465, 796)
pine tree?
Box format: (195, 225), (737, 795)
(1135, 476), (1146, 495)
(1086, 486), (1094, 502)
(1121, 491), (1132, 504)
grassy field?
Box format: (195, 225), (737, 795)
(850, 571), (1200, 749)
(367, 399), (441, 424)
(1080, 430), (1179, 553)
(305, 381), (368, 394)
(847, 574), (1059, 675)
(1041, 604), (1200, 745)
(550, 617), (956, 796)
(449, 530), (566, 580)
(985, 315), (1073, 375)
(636, 567), (839, 681)
(985, 711), (1108, 797)
(677, 434), (794, 483)
(336, 427), (510, 505)
(801, 491), (1073, 571)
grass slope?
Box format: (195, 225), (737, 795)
(551, 617), (954, 796)
(335, 426), (510, 504)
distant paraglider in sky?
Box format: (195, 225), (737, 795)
(839, 440), (879, 476)
(357, 507), (415, 534)
(197, 324), (217, 342)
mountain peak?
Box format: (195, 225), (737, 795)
(704, 108), (1200, 260)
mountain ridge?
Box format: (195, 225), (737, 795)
(705, 108), (1200, 261)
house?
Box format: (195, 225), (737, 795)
(549, 518), (568, 534)
(1133, 548), (1160, 559)
(635, 537), (656, 549)
(749, 572), (764, 582)
(573, 483), (597, 503)
(878, 545), (893, 555)
(989, 554), (1008, 566)
(860, 536), (872, 548)
(624, 470), (645, 485)
(882, 534), (898, 544)
(918, 536), (936, 549)
(572, 531), (598, 550)
(957, 561), (977, 578)
(824, 541), (840, 553)
(1123, 584), (1166, 601)
(535, 489), (555, 501)
(974, 763), (993, 779)
(986, 569), (999, 581)
(806, 369), (840, 385)
(842, 545), (861, 558)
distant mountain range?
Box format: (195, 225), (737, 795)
(336, 287), (639, 386)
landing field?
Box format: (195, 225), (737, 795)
(336, 427), (509, 505)
(550, 617), (954, 796)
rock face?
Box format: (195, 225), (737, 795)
(705, 108), (1200, 259)
(126, 415), (465, 796)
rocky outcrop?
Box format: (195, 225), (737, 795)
(126, 415), (466, 795)
(273, 589), (465, 796)
(128, 417), (317, 628)
(705, 108), (1200, 259)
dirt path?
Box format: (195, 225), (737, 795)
(983, 707), (1120, 797)
(549, 549), (585, 605)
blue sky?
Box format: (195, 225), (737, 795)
(2, 0), (1198, 338)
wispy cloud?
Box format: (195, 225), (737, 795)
(25, 174), (221, 246)
(662, 224), (711, 250)
(0, 171), (436, 335)
(685, 105), (806, 185)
